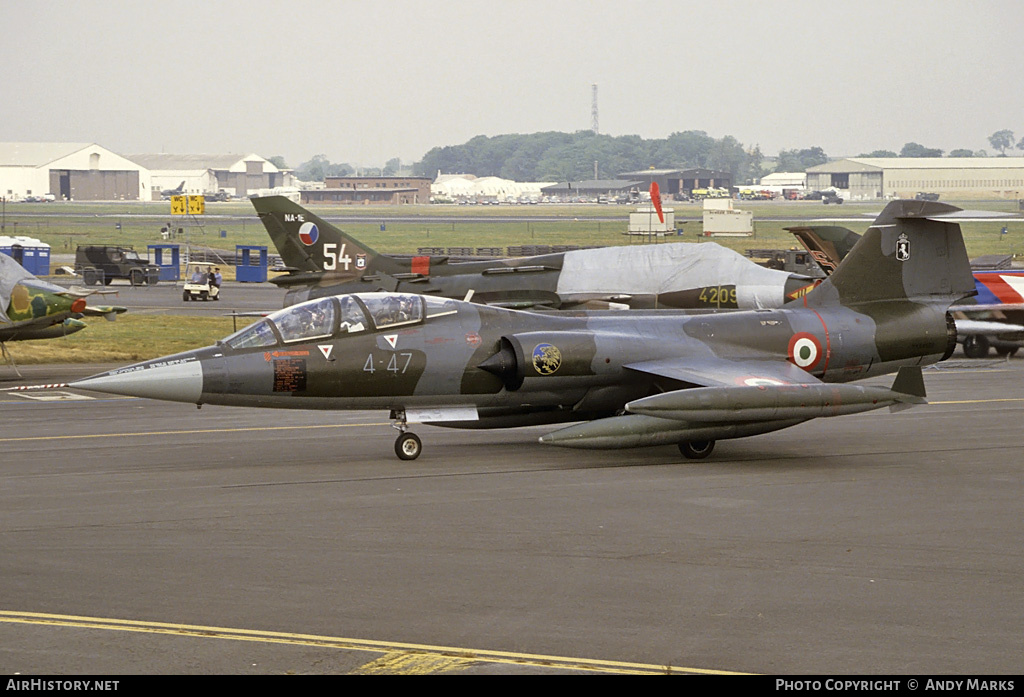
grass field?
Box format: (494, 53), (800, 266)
(3, 315), (252, 365)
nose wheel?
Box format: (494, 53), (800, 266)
(395, 432), (422, 460)
(390, 409), (422, 460)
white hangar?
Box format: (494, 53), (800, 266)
(0, 142), (150, 201)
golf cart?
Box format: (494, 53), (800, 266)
(182, 262), (221, 301)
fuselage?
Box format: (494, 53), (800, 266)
(0, 277), (88, 342)
(277, 247), (817, 311)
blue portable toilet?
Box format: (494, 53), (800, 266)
(0, 236), (50, 275)
(148, 244), (181, 281)
(236, 245), (268, 283)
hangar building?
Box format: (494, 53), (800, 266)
(806, 157), (1024, 200)
(126, 153), (293, 199)
(618, 168), (733, 197)
(540, 179), (641, 199)
(301, 176), (431, 205)
(0, 143), (149, 201)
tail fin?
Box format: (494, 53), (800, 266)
(804, 199), (975, 309)
(250, 196), (379, 275)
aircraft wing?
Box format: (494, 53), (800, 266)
(625, 367), (926, 423)
(624, 355), (823, 388)
(81, 305), (128, 321)
(541, 365), (926, 449)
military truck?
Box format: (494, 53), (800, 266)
(745, 248), (826, 278)
(75, 245), (160, 286)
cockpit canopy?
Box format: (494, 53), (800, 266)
(222, 293), (458, 350)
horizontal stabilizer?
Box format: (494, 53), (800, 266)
(82, 305), (128, 321)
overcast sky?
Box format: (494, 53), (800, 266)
(5, 0), (1022, 169)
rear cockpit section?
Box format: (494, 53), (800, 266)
(220, 292), (458, 350)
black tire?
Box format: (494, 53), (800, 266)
(679, 440), (715, 459)
(103, 277), (112, 286)
(963, 334), (990, 358)
(83, 270), (97, 286)
(395, 432), (422, 461)
(182, 291), (190, 302)
(200, 291), (208, 301)
(129, 270), (142, 286)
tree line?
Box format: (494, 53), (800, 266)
(272, 129), (1016, 186)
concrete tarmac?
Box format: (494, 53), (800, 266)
(1, 358), (1022, 674)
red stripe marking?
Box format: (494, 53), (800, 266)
(976, 273), (1024, 304)
(411, 256), (430, 276)
(810, 309), (831, 374)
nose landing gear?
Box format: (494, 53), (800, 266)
(390, 409), (422, 460)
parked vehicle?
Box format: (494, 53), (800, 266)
(75, 245), (159, 286)
(182, 262), (221, 301)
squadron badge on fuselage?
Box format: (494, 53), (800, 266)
(896, 232), (911, 262)
(532, 343), (562, 375)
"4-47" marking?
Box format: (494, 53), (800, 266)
(364, 351), (413, 374)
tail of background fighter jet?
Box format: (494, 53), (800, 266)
(251, 195), (389, 276)
(801, 199), (976, 310)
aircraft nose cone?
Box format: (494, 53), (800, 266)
(71, 357), (204, 403)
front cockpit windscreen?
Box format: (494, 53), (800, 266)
(224, 319), (278, 350)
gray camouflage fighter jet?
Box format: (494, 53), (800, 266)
(70, 200), (973, 461)
(251, 195), (819, 310)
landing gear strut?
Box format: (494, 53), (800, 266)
(390, 409), (422, 460)
(679, 440), (715, 459)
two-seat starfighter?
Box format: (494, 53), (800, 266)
(71, 200), (974, 461)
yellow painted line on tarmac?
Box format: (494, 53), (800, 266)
(0, 610), (743, 675)
(0, 422), (389, 443)
(930, 397), (1024, 405)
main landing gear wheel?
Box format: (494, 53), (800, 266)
(679, 440), (715, 459)
(963, 334), (990, 358)
(395, 432), (422, 461)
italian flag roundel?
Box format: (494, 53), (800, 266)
(788, 332), (823, 370)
